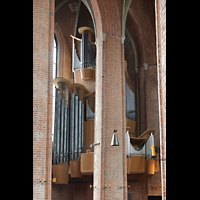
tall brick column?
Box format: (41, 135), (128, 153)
(93, 32), (127, 200)
(33, 0), (54, 199)
(155, 0), (166, 199)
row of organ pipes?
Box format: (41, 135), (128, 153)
(126, 130), (155, 158)
(52, 81), (85, 165)
(52, 27), (159, 184)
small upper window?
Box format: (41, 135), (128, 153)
(52, 34), (58, 141)
(53, 34), (58, 79)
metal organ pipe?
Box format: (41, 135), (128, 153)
(74, 95), (79, 161)
(78, 100), (82, 160)
(66, 105), (70, 164)
(53, 27), (96, 167)
(56, 92), (61, 164)
(53, 88), (58, 165)
(69, 93), (84, 161)
(126, 131), (155, 158)
(145, 133), (154, 159)
(52, 89), (70, 165)
(81, 103), (84, 150)
(86, 99), (94, 120)
(70, 93), (75, 161)
(81, 31), (88, 68)
(63, 104), (68, 164)
(60, 99), (64, 164)
(63, 104), (67, 164)
(72, 27), (96, 70)
(52, 91), (85, 165)
(125, 76), (136, 121)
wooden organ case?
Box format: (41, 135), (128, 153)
(52, 26), (159, 184)
(124, 60), (160, 175)
(52, 27), (95, 183)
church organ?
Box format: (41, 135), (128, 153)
(52, 27), (159, 184)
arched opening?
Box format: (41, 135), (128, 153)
(52, 1), (96, 199)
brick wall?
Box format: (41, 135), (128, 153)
(155, 0), (166, 199)
(33, 0), (54, 199)
(127, 0), (157, 65)
(91, 0), (122, 36)
(52, 183), (93, 200)
(94, 33), (127, 200)
(90, 1), (127, 199)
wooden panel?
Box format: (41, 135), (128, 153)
(84, 119), (94, 152)
(139, 129), (155, 139)
(52, 165), (69, 184)
(80, 152), (94, 175)
(69, 161), (82, 178)
(74, 69), (95, 92)
(127, 158), (131, 174)
(129, 129), (155, 149)
(126, 118), (136, 135)
(154, 153), (159, 172)
(130, 137), (146, 147)
(145, 159), (155, 175)
(128, 155), (145, 174)
(80, 68), (94, 80)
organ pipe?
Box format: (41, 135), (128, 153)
(69, 94), (84, 161)
(78, 100), (82, 160)
(71, 27), (96, 70)
(125, 76), (136, 121)
(60, 99), (64, 164)
(145, 133), (155, 159)
(56, 92), (61, 164)
(52, 90), (70, 165)
(53, 88), (58, 165)
(63, 104), (68, 164)
(86, 99), (94, 120)
(53, 90), (85, 165)
(126, 131), (145, 157)
(70, 93), (75, 161)
(81, 31), (88, 68)
(126, 130), (155, 159)
(53, 27), (95, 167)
(74, 95), (79, 161)
(81, 103), (84, 150)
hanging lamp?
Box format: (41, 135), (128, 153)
(111, 131), (119, 146)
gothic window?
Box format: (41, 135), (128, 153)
(52, 34), (58, 140)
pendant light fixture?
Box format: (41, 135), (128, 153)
(111, 130), (119, 146)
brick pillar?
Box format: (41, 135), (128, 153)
(93, 33), (127, 200)
(155, 0), (166, 199)
(33, 0), (54, 199)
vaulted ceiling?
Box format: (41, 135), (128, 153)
(55, 0), (156, 83)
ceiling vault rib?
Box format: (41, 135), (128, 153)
(55, 0), (70, 12)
